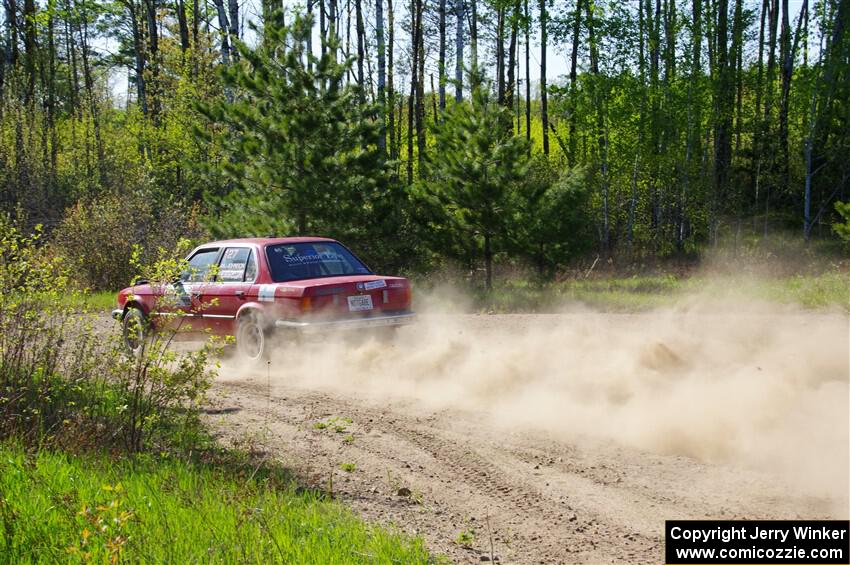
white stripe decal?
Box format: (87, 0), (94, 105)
(258, 285), (276, 302)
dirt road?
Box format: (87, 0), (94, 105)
(205, 312), (849, 564)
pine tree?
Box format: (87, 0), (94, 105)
(418, 81), (531, 290)
(195, 13), (391, 243)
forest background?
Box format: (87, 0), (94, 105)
(2, 0), (849, 292)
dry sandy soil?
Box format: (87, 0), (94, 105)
(204, 310), (849, 564)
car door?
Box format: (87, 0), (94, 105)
(200, 246), (257, 336)
(163, 247), (221, 334)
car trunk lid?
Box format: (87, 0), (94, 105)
(276, 275), (411, 317)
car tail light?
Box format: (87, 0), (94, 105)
(402, 286), (412, 306)
(300, 296), (313, 312)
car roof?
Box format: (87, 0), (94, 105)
(201, 236), (338, 247)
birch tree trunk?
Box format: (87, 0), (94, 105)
(567, 0), (582, 166)
(227, 0), (239, 60)
(438, 0), (446, 110)
(496, 6), (504, 104)
(376, 0), (386, 154)
(388, 0), (396, 159)
(524, 0), (530, 142)
(506, 0), (518, 121)
(406, 0), (418, 184)
(539, 0), (548, 155)
(355, 0), (365, 95)
(176, 0), (190, 55)
(586, 0), (608, 253)
(470, 0), (478, 72)
(454, 0), (463, 102)
(415, 0), (426, 173)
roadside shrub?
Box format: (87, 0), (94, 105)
(0, 216), (100, 446)
(114, 241), (220, 452)
(0, 216), (217, 453)
(51, 193), (207, 291)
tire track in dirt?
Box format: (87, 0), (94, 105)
(386, 422), (660, 563)
(210, 375), (773, 563)
(206, 312), (845, 563)
(212, 376), (652, 563)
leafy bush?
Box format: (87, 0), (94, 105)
(0, 216), (100, 446)
(834, 201), (850, 242)
(118, 241), (222, 452)
(51, 193), (207, 291)
(0, 216), (216, 453)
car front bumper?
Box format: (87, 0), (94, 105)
(274, 311), (416, 333)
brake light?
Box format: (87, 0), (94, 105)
(300, 296), (313, 312)
(403, 286), (413, 306)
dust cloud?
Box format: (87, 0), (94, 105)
(233, 291), (850, 512)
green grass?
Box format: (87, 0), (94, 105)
(470, 275), (682, 312)
(467, 271), (850, 313)
(67, 269), (850, 315)
(0, 444), (431, 564)
(68, 290), (116, 311)
(737, 272), (850, 309)
(454, 530), (475, 549)
(313, 416), (352, 434)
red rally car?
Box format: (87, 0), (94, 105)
(112, 237), (415, 361)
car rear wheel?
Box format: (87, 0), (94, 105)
(122, 307), (148, 357)
(236, 312), (268, 363)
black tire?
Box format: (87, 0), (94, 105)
(122, 307), (149, 357)
(235, 312), (269, 363)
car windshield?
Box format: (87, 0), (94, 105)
(265, 242), (372, 282)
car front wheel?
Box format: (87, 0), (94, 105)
(122, 307), (149, 357)
(236, 312), (268, 363)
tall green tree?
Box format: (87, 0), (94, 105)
(510, 158), (591, 275)
(195, 13), (392, 244)
(418, 82), (531, 290)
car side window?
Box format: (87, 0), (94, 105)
(218, 248), (253, 282)
(182, 249), (220, 282)
(244, 251), (257, 282)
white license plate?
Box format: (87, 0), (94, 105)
(347, 295), (373, 311)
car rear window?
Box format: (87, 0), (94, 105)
(265, 242), (371, 282)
